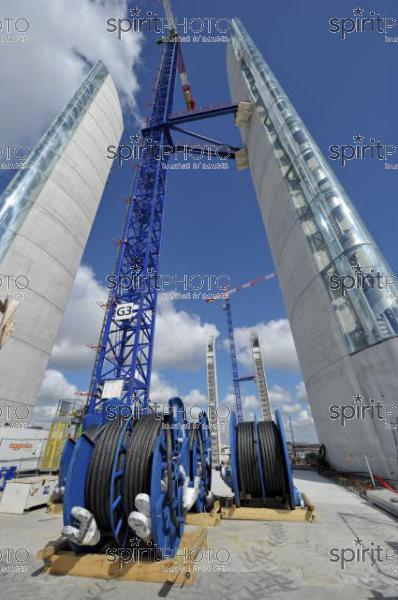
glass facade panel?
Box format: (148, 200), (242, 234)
(0, 61), (109, 264)
(231, 19), (398, 353)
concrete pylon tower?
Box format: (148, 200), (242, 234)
(250, 332), (272, 420)
(227, 19), (398, 480)
(206, 336), (221, 465)
(0, 61), (123, 425)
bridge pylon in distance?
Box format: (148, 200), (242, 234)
(206, 336), (221, 465)
(251, 332), (272, 420)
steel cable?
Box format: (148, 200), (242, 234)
(123, 416), (162, 519)
(237, 422), (262, 497)
(258, 421), (287, 498)
(85, 418), (125, 532)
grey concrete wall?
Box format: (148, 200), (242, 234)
(227, 33), (398, 480)
(0, 72), (123, 425)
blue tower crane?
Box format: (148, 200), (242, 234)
(223, 298), (244, 421)
(86, 40), (179, 424)
(85, 36), (239, 427)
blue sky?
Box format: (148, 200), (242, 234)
(2, 0), (398, 440)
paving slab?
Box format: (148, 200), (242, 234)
(0, 470), (396, 600)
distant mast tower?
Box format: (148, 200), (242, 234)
(206, 336), (221, 465)
(250, 332), (272, 420)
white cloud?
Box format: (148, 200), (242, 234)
(32, 368), (78, 424)
(228, 319), (300, 372)
(216, 385), (318, 443)
(153, 299), (219, 370)
(295, 380), (308, 403)
(266, 382), (317, 440)
(221, 392), (235, 410)
(149, 371), (178, 406)
(219, 391), (263, 417)
(183, 388), (208, 407)
(280, 403), (302, 414)
(32, 366), (210, 427)
(291, 407), (318, 443)
(243, 394), (259, 411)
(149, 373), (208, 419)
(150, 373), (207, 406)
(50, 265), (107, 371)
(273, 391), (318, 443)
(1, 0), (143, 146)
(182, 389), (208, 419)
(297, 409), (310, 421)
(269, 384), (292, 406)
(51, 266), (219, 372)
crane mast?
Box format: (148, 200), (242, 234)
(224, 298), (244, 421)
(158, 0), (195, 111)
(86, 0), (231, 422)
(87, 41), (179, 419)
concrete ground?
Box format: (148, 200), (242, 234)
(0, 470), (397, 600)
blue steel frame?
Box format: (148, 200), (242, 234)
(224, 299), (243, 421)
(87, 41), (238, 421)
(275, 409), (296, 509)
(87, 41), (179, 418)
(228, 411), (241, 506)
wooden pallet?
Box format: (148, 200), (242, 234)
(185, 500), (221, 527)
(46, 501), (63, 515)
(37, 527), (207, 585)
(221, 494), (316, 523)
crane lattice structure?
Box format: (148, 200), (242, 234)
(86, 7), (239, 424)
